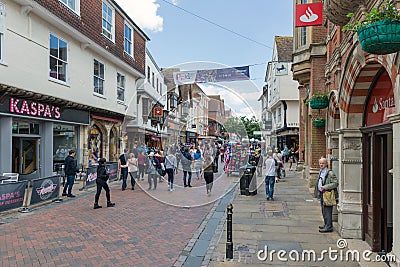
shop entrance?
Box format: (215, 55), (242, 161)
(362, 129), (393, 252)
(12, 137), (39, 174)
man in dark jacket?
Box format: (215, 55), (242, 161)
(181, 148), (193, 187)
(62, 150), (78, 197)
(94, 158), (115, 209)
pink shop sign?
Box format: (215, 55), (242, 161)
(9, 98), (60, 119)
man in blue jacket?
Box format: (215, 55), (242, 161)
(62, 150), (78, 197)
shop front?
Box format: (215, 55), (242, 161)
(0, 93), (89, 177)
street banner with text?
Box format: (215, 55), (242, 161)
(30, 176), (60, 205)
(0, 181), (27, 212)
(173, 66), (250, 85)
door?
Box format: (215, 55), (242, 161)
(363, 131), (393, 252)
(11, 137), (39, 174)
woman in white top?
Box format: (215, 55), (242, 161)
(128, 153), (138, 190)
(264, 150), (277, 201)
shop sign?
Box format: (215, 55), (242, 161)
(30, 176), (59, 205)
(0, 94), (90, 125)
(295, 2), (323, 27)
(153, 107), (163, 118)
(365, 72), (396, 126)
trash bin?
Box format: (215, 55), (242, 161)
(239, 165), (257, 196)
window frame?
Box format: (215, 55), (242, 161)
(93, 58), (105, 96)
(102, 1), (115, 42)
(49, 32), (68, 84)
(0, 2), (6, 64)
(117, 72), (125, 102)
(59, 0), (80, 16)
(124, 22), (134, 58)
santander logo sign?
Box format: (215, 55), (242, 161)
(296, 2), (323, 27)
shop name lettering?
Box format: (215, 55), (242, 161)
(0, 191), (24, 206)
(9, 98), (61, 118)
(372, 97), (395, 113)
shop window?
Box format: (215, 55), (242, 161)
(53, 124), (78, 163)
(117, 72), (125, 101)
(88, 125), (102, 162)
(94, 59), (105, 95)
(49, 33), (68, 82)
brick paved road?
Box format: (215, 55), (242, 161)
(0, 167), (237, 267)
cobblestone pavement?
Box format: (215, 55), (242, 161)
(0, 165), (236, 267)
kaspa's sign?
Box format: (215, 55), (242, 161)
(295, 2), (323, 27)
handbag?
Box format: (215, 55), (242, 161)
(157, 168), (166, 177)
(323, 190), (336, 206)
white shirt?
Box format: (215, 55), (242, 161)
(264, 158), (276, 177)
(318, 167), (328, 192)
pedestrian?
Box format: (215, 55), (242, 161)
(181, 147), (193, 187)
(62, 150), (78, 198)
(282, 145), (289, 163)
(147, 152), (159, 190)
(203, 154), (214, 196)
(314, 157), (338, 233)
(154, 150), (164, 182)
(118, 148), (129, 191)
(288, 147), (295, 171)
(193, 148), (203, 180)
(165, 149), (177, 191)
(93, 158), (115, 209)
(263, 150), (277, 201)
(138, 150), (146, 181)
(127, 152), (138, 190)
(273, 148), (283, 182)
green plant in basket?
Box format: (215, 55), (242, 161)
(306, 92), (329, 109)
(313, 117), (326, 127)
(342, 0), (400, 54)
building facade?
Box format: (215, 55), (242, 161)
(0, 0), (147, 176)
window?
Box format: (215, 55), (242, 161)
(159, 83), (162, 95)
(156, 78), (159, 92)
(152, 72), (154, 87)
(94, 59), (105, 95)
(124, 24), (133, 56)
(300, 27), (307, 46)
(102, 2), (114, 41)
(49, 33), (68, 82)
(277, 107), (281, 125)
(0, 3), (5, 62)
(59, 0), (80, 14)
(142, 98), (149, 117)
(117, 72), (125, 102)
(147, 66), (150, 82)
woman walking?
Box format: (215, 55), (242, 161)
(128, 152), (138, 190)
(203, 154), (214, 196)
(193, 148), (203, 180)
(147, 152), (159, 190)
(165, 149), (177, 191)
(94, 158), (115, 209)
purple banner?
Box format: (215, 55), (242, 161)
(174, 66), (250, 85)
(0, 181), (27, 212)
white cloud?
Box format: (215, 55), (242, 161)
(115, 0), (163, 32)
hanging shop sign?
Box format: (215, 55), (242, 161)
(365, 72), (396, 126)
(295, 2), (323, 27)
(153, 106), (163, 118)
(0, 93), (90, 125)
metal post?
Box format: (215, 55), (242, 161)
(19, 180), (31, 213)
(226, 203), (233, 259)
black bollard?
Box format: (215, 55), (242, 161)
(226, 203), (233, 259)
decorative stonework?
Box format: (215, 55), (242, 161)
(323, 0), (360, 26)
(341, 159), (362, 164)
(330, 138), (339, 149)
(343, 138), (362, 150)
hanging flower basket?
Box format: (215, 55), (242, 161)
(309, 97), (329, 110)
(313, 119), (326, 127)
(357, 19), (400, 55)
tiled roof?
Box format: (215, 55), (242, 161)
(275, 36), (293, 61)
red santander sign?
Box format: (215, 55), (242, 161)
(295, 2), (323, 27)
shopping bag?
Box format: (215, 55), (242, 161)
(323, 190), (336, 206)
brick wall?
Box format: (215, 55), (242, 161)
(34, 0), (146, 75)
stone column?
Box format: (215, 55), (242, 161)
(337, 128), (363, 238)
(388, 114), (400, 266)
(327, 131), (339, 222)
(0, 116), (12, 174)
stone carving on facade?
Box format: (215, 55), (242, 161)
(330, 138), (339, 149)
(343, 138), (362, 150)
(323, 0), (360, 26)
(341, 159), (362, 164)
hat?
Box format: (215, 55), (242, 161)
(149, 152), (155, 156)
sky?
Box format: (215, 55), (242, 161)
(115, 0), (294, 118)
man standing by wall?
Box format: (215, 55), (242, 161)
(62, 150), (78, 197)
(314, 157), (338, 233)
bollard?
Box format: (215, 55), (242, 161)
(226, 203), (233, 259)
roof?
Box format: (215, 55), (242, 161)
(275, 36), (293, 61)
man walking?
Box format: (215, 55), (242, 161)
(118, 148), (129, 191)
(62, 150), (78, 197)
(314, 157), (338, 233)
(263, 150), (277, 201)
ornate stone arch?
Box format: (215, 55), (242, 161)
(327, 90), (340, 132)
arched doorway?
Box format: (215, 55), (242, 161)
(88, 125), (103, 163)
(109, 128), (118, 162)
(361, 69), (394, 252)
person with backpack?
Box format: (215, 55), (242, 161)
(147, 152), (160, 190)
(94, 158), (115, 209)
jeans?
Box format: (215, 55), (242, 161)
(138, 165), (145, 179)
(166, 168), (174, 189)
(148, 173), (157, 189)
(320, 196), (333, 230)
(63, 175), (75, 195)
(129, 171), (137, 188)
(95, 179), (110, 204)
(183, 171), (192, 186)
(265, 175), (275, 199)
(120, 168), (128, 189)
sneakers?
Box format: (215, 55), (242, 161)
(62, 193), (68, 196)
(93, 204), (102, 209)
(67, 194), (76, 198)
(188, 185), (192, 187)
(107, 202), (115, 207)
